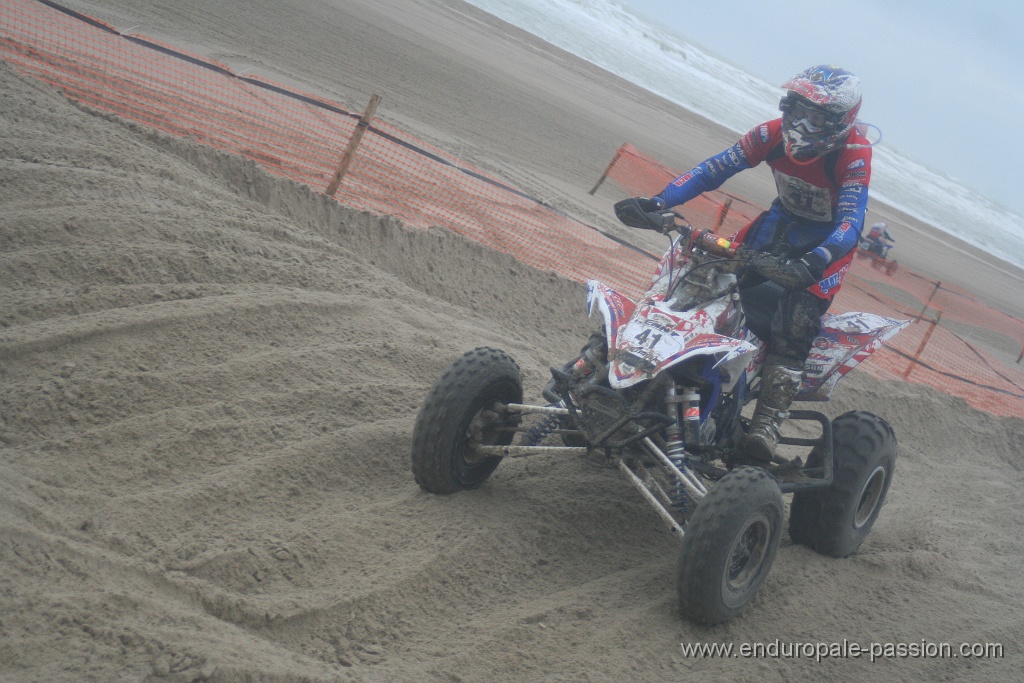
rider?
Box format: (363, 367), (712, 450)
(865, 220), (895, 255)
(618, 65), (872, 466)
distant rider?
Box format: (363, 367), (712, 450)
(865, 220), (895, 255)
(616, 65), (872, 466)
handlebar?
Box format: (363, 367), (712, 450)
(614, 199), (739, 258)
(663, 213), (738, 258)
(688, 227), (738, 258)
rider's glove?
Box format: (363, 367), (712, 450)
(637, 196), (666, 213)
(613, 196), (670, 232)
(734, 246), (756, 262)
(749, 251), (826, 290)
(800, 251), (828, 280)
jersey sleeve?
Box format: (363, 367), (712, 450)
(654, 121), (778, 208)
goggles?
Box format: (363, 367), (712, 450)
(780, 95), (831, 133)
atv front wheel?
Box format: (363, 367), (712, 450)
(411, 347), (522, 494)
(676, 466), (784, 625)
(788, 411), (897, 557)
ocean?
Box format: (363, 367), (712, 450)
(463, 0), (1024, 273)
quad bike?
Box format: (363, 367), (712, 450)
(411, 207), (909, 625)
(857, 236), (898, 275)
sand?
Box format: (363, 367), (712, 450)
(1, 0), (1023, 681)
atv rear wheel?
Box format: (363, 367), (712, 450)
(676, 466), (784, 625)
(411, 347), (522, 494)
(788, 411), (897, 557)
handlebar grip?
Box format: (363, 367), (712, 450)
(693, 228), (737, 257)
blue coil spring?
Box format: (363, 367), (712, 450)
(672, 487), (689, 516)
(523, 412), (563, 447)
(666, 442), (689, 515)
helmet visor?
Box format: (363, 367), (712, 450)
(780, 95), (830, 133)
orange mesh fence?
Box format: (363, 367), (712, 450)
(837, 263), (1024, 417)
(593, 143), (764, 237)
(3, 0), (1023, 417)
(329, 118), (656, 291)
(830, 273), (1023, 412)
(1, 0), (656, 296)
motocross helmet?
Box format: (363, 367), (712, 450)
(779, 65), (862, 162)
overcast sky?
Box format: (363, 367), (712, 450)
(623, 0), (1024, 216)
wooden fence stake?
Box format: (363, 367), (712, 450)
(900, 280), (943, 379)
(712, 198), (733, 231)
(326, 94), (382, 197)
(902, 310), (942, 380)
(589, 145), (624, 195)
(914, 280), (941, 323)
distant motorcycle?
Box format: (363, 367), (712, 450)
(411, 207), (909, 624)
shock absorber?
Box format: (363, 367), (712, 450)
(680, 386), (702, 448)
(665, 385), (701, 514)
(570, 344), (605, 382)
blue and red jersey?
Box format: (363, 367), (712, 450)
(656, 118), (873, 299)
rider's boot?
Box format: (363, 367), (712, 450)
(741, 357), (804, 465)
